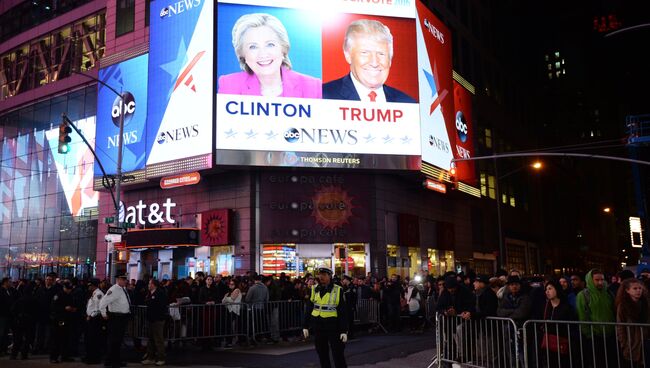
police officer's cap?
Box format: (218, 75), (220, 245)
(116, 274), (128, 279)
(317, 265), (333, 275)
(89, 278), (100, 287)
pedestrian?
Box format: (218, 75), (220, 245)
(141, 279), (167, 366)
(576, 269), (616, 368)
(33, 273), (59, 354)
(199, 275), (220, 350)
(615, 278), (650, 367)
(497, 275), (532, 326)
(538, 280), (576, 368)
(303, 265), (348, 368)
(245, 274), (269, 343)
(222, 279), (242, 348)
(9, 282), (37, 360)
(84, 278), (105, 365)
(341, 275), (357, 339)
(436, 275), (475, 363)
(405, 280), (422, 332)
(50, 282), (76, 363)
(99, 274), (132, 368)
(0, 277), (15, 357)
(382, 274), (402, 332)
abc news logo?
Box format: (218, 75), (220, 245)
(284, 128), (358, 145)
(423, 19), (445, 44)
(455, 111), (468, 143)
(111, 92), (136, 127)
(160, 0), (202, 18)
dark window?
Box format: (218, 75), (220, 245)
(116, 0), (135, 37)
(145, 0), (151, 27)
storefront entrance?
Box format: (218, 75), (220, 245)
(261, 243), (369, 277)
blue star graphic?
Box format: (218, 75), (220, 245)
(423, 68), (437, 98)
(159, 38), (189, 99)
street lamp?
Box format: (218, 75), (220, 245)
(69, 68), (125, 283)
(494, 160), (544, 269)
(603, 207), (612, 213)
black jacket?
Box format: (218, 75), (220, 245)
(51, 290), (75, 324)
(436, 286), (475, 315)
(0, 286), (16, 317)
(146, 288), (168, 322)
(473, 287), (498, 319)
(198, 285), (220, 304)
(35, 284), (60, 322)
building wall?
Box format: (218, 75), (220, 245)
(95, 171), (254, 279)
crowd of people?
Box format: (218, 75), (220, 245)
(2, 266), (650, 367)
(432, 267), (650, 368)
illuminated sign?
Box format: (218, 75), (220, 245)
(452, 80), (475, 185)
(147, 0), (213, 167)
(45, 117), (99, 216)
(160, 172), (201, 189)
(424, 178), (446, 194)
(118, 198), (177, 225)
(215, 0), (420, 169)
(95, 54), (149, 175)
(416, 0), (454, 171)
(630, 217), (643, 248)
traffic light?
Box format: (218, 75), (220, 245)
(449, 165), (458, 190)
(58, 120), (72, 154)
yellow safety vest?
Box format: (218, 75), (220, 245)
(310, 284), (341, 318)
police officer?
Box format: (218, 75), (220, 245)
(341, 275), (357, 340)
(99, 275), (131, 368)
(84, 279), (105, 364)
(303, 266), (348, 368)
(50, 282), (76, 363)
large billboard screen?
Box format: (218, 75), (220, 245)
(215, 0), (421, 169)
(95, 54), (148, 175)
(416, 0), (455, 171)
(452, 80), (476, 185)
(147, 0), (214, 166)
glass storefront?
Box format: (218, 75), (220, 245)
(0, 87), (99, 279)
(334, 243), (368, 277)
(209, 245), (235, 276)
(262, 244), (298, 276)
(427, 249), (455, 276)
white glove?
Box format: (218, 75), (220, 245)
(303, 329), (309, 339)
(340, 333), (348, 343)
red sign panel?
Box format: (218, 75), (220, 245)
(200, 209), (231, 246)
(452, 81), (476, 185)
(160, 172), (201, 189)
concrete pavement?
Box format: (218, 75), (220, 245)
(0, 332), (435, 368)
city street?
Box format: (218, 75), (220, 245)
(0, 332), (435, 368)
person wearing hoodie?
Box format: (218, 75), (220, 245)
(576, 269), (616, 368)
(615, 278), (650, 367)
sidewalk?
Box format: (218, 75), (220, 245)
(0, 332), (435, 367)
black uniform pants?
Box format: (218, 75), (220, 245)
(50, 321), (70, 360)
(106, 313), (129, 368)
(314, 329), (347, 368)
(11, 322), (35, 358)
(85, 317), (106, 363)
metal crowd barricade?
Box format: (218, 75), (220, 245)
(129, 299), (383, 343)
(354, 298), (387, 332)
(248, 300), (305, 342)
(435, 313), (520, 368)
(523, 319), (650, 368)
(129, 303), (249, 342)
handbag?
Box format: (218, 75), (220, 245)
(541, 302), (569, 354)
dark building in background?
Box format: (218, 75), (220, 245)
(6, 0), (643, 280)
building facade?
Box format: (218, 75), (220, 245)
(1, 0), (548, 280)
